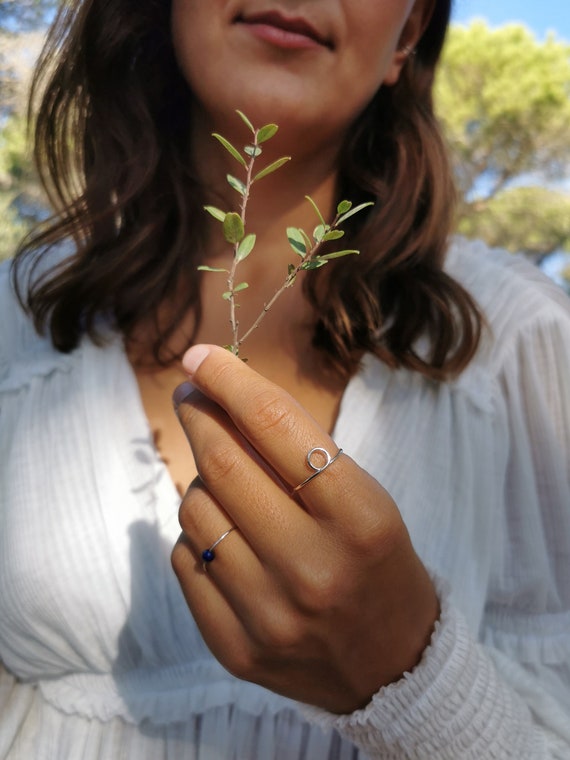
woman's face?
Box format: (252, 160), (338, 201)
(171, 0), (429, 149)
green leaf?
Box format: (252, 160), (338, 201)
(301, 259), (328, 270)
(299, 228), (313, 251)
(322, 229), (345, 242)
(319, 249), (360, 260)
(305, 195), (327, 227)
(313, 224), (328, 243)
(236, 233), (256, 262)
(336, 201), (374, 226)
(212, 133), (247, 168)
(222, 291), (233, 300)
(203, 205), (227, 222)
(227, 174), (247, 196)
(223, 212), (245, 244)
(236, 110), (255, 134)
(257, 124), (279, 143)
(197, 265), (228, 272)
(253, 156), (291, 182)
(287, 227), (307, 256)
(244, 145), (262, 157)
(337, 200), (352, 215)
(234, 282), (249, 293)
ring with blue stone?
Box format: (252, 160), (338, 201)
(201, 526), (237, 572)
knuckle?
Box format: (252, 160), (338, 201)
(198, 440), (242, 486)
(204, 357), (237, 392)
(339, 477), (405, 556)
(253, 606), (303, 653)
(292, 559), (345, 615)
(348, 508), (406, 558)
(250, 388), (295, 440)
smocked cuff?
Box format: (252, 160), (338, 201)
(302, 579), (542, 759)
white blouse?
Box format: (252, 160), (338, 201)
(0, 237), (569, 759)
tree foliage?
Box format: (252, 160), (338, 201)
(457, 186), (570, 258)
(0, 110), (45, 260)
(435, 22), (570, 262)
(0, 0), (55, 31)
(1, 17), (570, 284)
(0, 0), (54, 111)
(0, 16), (46, 260)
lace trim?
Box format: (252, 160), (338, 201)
(38, 662), (298, 724)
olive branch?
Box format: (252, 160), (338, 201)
(199, 110), (373, 356)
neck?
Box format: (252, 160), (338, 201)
(131, 111), (346, 376)
(191, 109), (342, 278)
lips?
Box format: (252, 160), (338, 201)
(235, 10), (333, 49)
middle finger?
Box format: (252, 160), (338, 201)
(179, 346), (355, 518)
(177, 391), (322, 569)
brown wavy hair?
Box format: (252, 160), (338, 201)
(13, 0), (482, 379)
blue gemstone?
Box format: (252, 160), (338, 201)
(202, 549), (215, 563)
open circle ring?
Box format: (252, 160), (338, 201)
(290, 446), (344, 495)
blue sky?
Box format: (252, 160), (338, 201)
(451, 0), (570, 41)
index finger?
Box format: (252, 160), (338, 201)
(180, 344), (352, 508)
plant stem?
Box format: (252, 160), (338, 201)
(227, 132), (258, 351)
(203, 114), (367, 359)
(238, 233), (332, 348)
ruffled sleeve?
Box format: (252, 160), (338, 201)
(304, 579), (569, 759)
(0, 260), (73, 393)
(304, 245), (570, 758)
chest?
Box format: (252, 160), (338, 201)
(0, 344), (506, 678)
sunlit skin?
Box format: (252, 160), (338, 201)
(131, 0), (440, 713)
(171, 0), (423, 152)
(170, 0), (429, 222)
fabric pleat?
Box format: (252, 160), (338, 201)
(1, 237), (569, 758)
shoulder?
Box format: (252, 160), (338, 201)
(0, 258), (38, 359)
(0, 259), (73, 393)
(445, 236), (570, 367)
(446, 236), (570, 325)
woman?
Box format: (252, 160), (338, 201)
(1, 0), (569, 757)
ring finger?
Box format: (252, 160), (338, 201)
(178, 477), (282, 622)
(177, 391), (321, 569)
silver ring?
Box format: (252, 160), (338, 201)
(201, 526), (236, 572)
(291, 447), (343, 495)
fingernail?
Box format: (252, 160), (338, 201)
(182, 344), (211, 376)
(172, 381), (195, 411)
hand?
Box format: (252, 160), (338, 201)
(171, 345), (439, 714)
